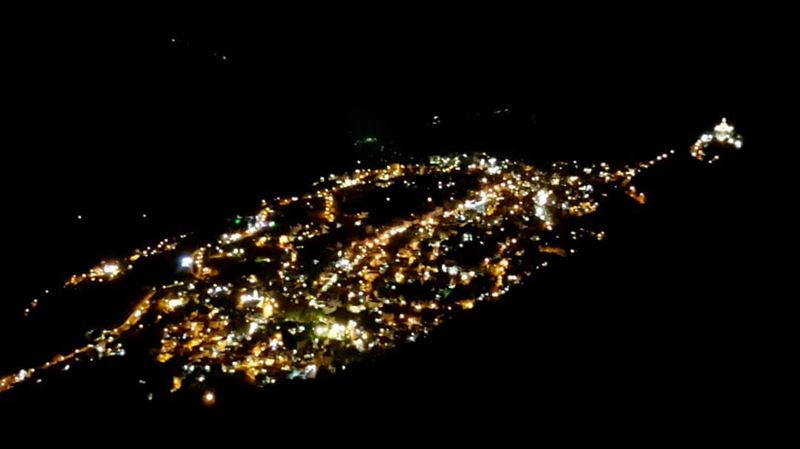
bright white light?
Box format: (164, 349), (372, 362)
(240, 290), (263, 303)
(303, 364), (318, 378)
(316, 323), (347, 340)
(202, 390), (216, 406)
(180, 256), (193, 268)
(464, 198), (487, 210)
(535, 189), (550, 205)
(335, 258), (352, 270)
(328, 323), (346, 339)
(166, 298), (184, 309)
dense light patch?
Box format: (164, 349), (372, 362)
(0, 120), (741, 402)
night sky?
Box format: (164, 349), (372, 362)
(1, 32), (799, 417)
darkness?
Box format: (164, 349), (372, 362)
(0, 32), (798, 417)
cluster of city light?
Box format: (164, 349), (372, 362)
(66, 236), (186, 287)
(21, 236), (187, 318)
(0, 120), (741, 402)
(690, 118), (743, 163)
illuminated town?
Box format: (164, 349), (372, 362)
(0, 120), (742, 403)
